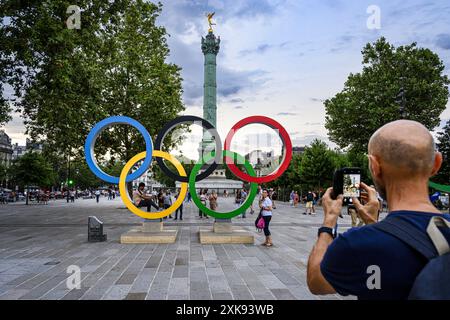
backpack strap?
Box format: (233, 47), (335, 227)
(373, 216), (438, 260)
(426, 216), (450, 256)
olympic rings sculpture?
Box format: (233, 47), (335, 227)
(84, 115), (293, 220)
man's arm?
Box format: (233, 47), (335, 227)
(307, 187), (342, 295)
(307, 232), (336, 294)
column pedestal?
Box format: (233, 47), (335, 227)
(120, 220), (178, 244)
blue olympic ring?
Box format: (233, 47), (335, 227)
(84, 116), (153, 184)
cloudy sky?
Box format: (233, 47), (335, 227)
(155, 0), (450, 159)
(3, 0), (450, 160)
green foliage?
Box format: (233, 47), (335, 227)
(435, 120), (450, 184)
(267, 153), (302, 190)
(151, 161), (175, 188)
(299, 139), (335, 190)
(325, 37), (450, 153)
(10, 152), (55, 188)
(71, 159), (102, 189)
(329, 149), (350, 170)
(346, 149), (372, 184)
(1, 0), (185, 165)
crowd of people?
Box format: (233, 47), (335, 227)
(130, 184), (276, 246)
(289, 190), (321, 215)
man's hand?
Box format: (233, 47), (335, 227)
(352, 182), (379, 225)
(321, 187), (343, 228)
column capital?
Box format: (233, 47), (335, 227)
(201, 32), (220, 55)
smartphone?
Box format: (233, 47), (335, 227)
(332, 167), (361, 205)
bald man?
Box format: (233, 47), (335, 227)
(307, 120), (450, 300)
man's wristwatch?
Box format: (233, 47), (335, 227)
(318, 226), (336, 239)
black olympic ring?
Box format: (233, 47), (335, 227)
(154, 115), (222, 183)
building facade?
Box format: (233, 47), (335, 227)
(0, 130), (13, 167)
(12, 138), (43, 161)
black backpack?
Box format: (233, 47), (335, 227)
(373, 215), (450, 300)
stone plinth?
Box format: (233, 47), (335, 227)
(120, 221), (177, 244)
(199, 221), (254, 244)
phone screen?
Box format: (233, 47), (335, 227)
(343, 173), (361, 198)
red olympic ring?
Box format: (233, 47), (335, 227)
(223, 116), (293, 184)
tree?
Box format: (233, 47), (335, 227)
(0, 63), (12, 125)
(346, 149), (372, 185)
(1, 0), (185, 175)
(329, 149), (350, 171)
(265, 153), (302, 200)
(10, 152), (55, 204)
(71, 160), (102, 190)
(299, 139), (335, 191)
(325, 37), (450, 153)
(435, 120), (450, 184)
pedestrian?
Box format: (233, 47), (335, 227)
(294, 191), (299, 208)
(290, 190), (295, 206)
(187, 190), (192, 203)
(70, 189), (75, 203)
(133, 182), (159, 212)
(249, 192), (255, 215)
(157, 190), (164, 210)
(312, 191), (317, 214)
(241, 189), (248, 218)
(163, 190), (173, 219)
(303, 191), (314, 215)
(199, 189), (208, 219)
(108, 188), (112, 200)
(259, 189), (273, 247)
(209, 190), (218, 211)
(235, 189), (242, 209)
(95, 189), (100, 203)
(174, 189), (184, 220)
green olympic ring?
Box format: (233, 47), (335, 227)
(189, 150), (258, 219)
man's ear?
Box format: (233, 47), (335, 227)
(431, 151), (443, 177)
(368, 155), (381, 179)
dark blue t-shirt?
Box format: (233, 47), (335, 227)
(320, 211), (450, 300)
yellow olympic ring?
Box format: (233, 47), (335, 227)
(119, 150), (188, 220)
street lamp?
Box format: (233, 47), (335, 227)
(66, 153), (71, 203)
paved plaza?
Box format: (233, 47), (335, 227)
(0, 196), (369, 300)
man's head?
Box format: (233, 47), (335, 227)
(138, 182), (145, 191)
(368, 120), (442, 200)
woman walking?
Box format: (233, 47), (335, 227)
(259, 189), (273, 247)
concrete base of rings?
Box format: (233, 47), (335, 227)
(199, 221), (254, 244)
(119, 221), (254, 244)
(120, 222), (178, 244)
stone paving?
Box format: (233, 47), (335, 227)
(0, 195), (373, 300)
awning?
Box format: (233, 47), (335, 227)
(429, 181), (450, 193)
